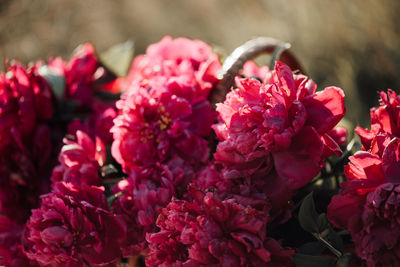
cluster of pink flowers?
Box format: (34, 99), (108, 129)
(146, 188), (295, 266)
(110, 36), (221, 257)
(328, 90), (400, 267)
(0, 42), (120, 266)
(0, 36), (357, 266)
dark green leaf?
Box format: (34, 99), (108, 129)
(107, 191), (123, 208)
(99, 40), (134, 77)
(337, 253), (353, 267)
(298, 192), (320, 233)
(294, 253), (335, 267)
(327, 225), (344, 251)
(299, 241), (326, 255)
(317, 213), (329, 233)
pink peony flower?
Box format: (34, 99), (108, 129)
(111, 154), (195, 256)
(214, 62), (345, 188)
(240, 61), (271, 82)
(212, 62), (345, 220)
(111, 177), (171, 257)
(125, 36), (221, 97)
(356, 89), (400, 150)
(50, 130), (105, 187)
(111, 79), (214, 175)
(25, 182), (126, 266)
(146, 189), (295, 266)
(328, 136), (400, 266)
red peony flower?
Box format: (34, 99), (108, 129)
(51, 130), (105, 187)
(146, 189), (295, 267)
(328, 136), (400, 266)
(25, 182), (126, 266)
(356, 89), (400, 150)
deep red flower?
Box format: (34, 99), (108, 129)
(352, 183), (400, 266)
(50, 130), (105, 187)
(25, 182), (126, 266)
(0, 62), (54, 222)
(111, 177), (172, 257)
(356, 89), (400, 150)
(67, 100), (118, 145)
(0, 216), (36, 267)
(146, 189), (294, 267)
(0, 62), (53, 149)
(111, 154), (196, 256)
(328, 136), (400, 266)
(0, 127), (49, 223)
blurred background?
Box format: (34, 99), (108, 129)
(1, 0), (400, 126)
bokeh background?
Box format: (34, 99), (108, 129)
(1, 0), (400, 126)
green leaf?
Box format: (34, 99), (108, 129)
(38, 65), (66, 100)
(107, 191), (123, 208)
(298, 192), (320, 233)
(327, 224), (344, 251)
(99, 40), (134, 77)
(294, 253), (335, 267)
(299, 241), (326, 255)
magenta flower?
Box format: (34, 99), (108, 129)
(0, 62), (54, 222)
(111, 154), (196, 256)
(352, 183), (400, 266)
(125, 36), (221, 97)
(111, 79), (214, 175)
(48, 43), (99, 106)
(67, 100), (118, 145)
(146, 189), (294, 266)
(0, 62), (53, 149)
(0, 216), (35, 266)
(25, 182), (126, 266)
(356, 89), (400, 150)
(212, 62), (345, 220)
(51, 130), (105, 187)
(214, 62), (345, 188)
(111, 177), (172, 257)
(328, 135), (400, 266)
